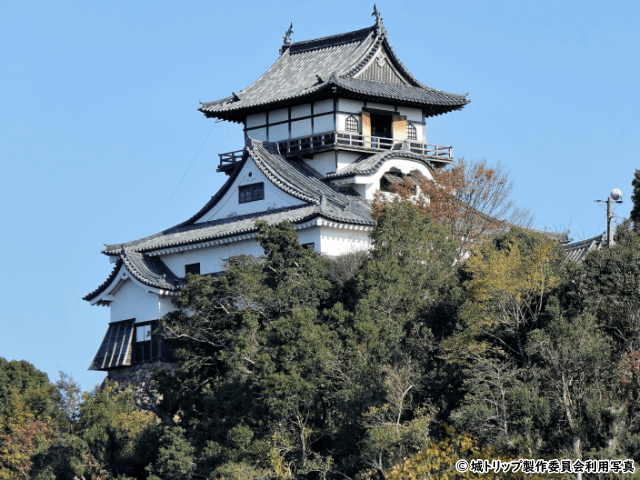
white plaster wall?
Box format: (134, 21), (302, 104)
(296, 228), (323, 251)
(336, 151), (361, 170)
(314, 99), (333, 114)
(397, 107), (422, 122)
(314, 114), (334, 134)
(291, 118), (312, 138)
(196, 159), (305, 222)
(337, 112), (361, 133)
(246, 113), (267, 128)
(353, 158), (434, 200)
(269, 108), (288, 124)
(367, 102), (395, 112)
(269, 123), (289, 142)
(249, 128), (267, 141)
(291, 103), (311, 119)
(304, 151), (335, 176)
(161, 239), (264, 276)
(110, 279), (175, 323)
(338, 99), (364, 113)
(318, 226), (372, 256)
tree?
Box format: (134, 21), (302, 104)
(377, 158), (533, 250)
(0, 360), (55, 480)
(630, 169), (640, 226)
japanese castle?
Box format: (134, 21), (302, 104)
(84, 8), (469, 376)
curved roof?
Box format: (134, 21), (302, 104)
(83, 249), (183, 302)
(100, 139), (374, 257)
(562, 233), (605, 262)
(200, 17), (468, 122)
(325, 148), (436, 179)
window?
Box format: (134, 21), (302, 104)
(134, 321), (161, 363)
(407, 123), (417, 141)
(239, 182), (265, 204)
(185, 263), (200, 276)
(345, 115), (359, 132)
(302, 242), (315, 251)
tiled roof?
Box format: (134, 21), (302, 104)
(83, 249), (184, 302)
(199, 21), (468, 121)
(325, 148), (435, 179)
(562, 233), (606, 262)
(101, 139), (374, 258)
(89, 319), (134, 371)
(332, 77), (467, 116)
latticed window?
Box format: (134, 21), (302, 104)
(134, 321), (161, 363)
(239, 182), (265, 203)
(345, 115), (359, 132)
(407, 123), (417, 141)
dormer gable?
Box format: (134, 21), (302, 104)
(354, 47), (412, 85)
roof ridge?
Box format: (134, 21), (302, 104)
(288, 25), (376, 54)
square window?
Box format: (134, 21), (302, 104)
(239, 183), (265, 204)
(185, 263), (200, 276)
(136, 324), (151, 343)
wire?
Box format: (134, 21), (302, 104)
(167, 123), (216, 205)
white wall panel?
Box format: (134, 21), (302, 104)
(110, 280), (170, 323)
(304, 151), (335, 176)
(246, 112), (266, 128)
(291, 118), (312, 138)
(397, 106), (422, 122)
(269, 108), (288, 124)
(291, 103), (311, 119)
(318, 227), (372, 256)
(313, 114), (334, 133)
(269, 123), (289, 142)
(249, 127), (267, 141)
(314, 99), (333, 114)
(338, 99), (364, 113)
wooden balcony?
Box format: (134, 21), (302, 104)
(218, 132), (453, 173)
(217, 149), (244, 173)
(277, 131), (453, 160)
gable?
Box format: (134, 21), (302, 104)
(355, 47), (411, 85)
(195, 155), (306, 223)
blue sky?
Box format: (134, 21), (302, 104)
(1, 0), (638, 391)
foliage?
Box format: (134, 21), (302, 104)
(630, 168), (640, 226)
(374, 158), (533, 249)
(12, 167), (640, 478)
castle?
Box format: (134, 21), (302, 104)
(84, 7), (469, 377)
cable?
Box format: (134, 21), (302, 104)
(167, 123), (216, 205)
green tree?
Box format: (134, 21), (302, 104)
(630, 169), (640, 226)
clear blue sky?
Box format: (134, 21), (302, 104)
(1, 1), (638, 391)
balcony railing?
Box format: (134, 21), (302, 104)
(217, 149), (244, 172)
(218, 132), (452, 172)
(335, 132), (452, 159)
(277, 131), (452, 160)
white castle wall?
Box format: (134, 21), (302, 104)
(304, 151), (336, 176)
(196, 160), (305, 222)
(110, 280), (175, 323)
(161, 238), (265, 277)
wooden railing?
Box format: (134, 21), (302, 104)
(218, 132), (452, 171)
(335, 132), (452, 159)
(217, 150), (244, 171)
(277, 132), (337, 155)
